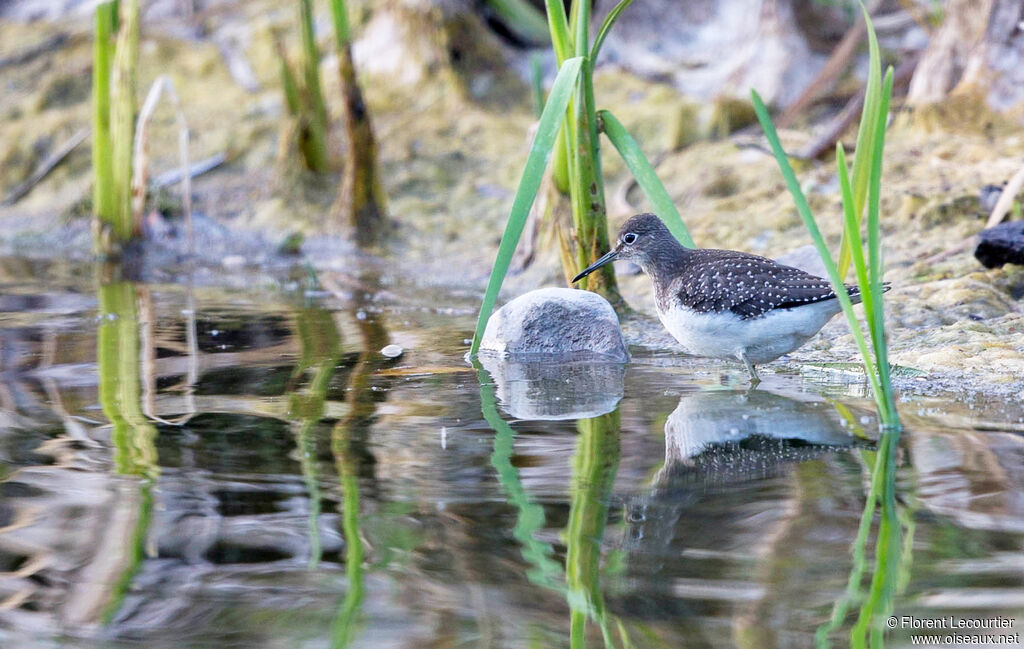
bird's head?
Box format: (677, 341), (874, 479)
(571, 213), (676, 282)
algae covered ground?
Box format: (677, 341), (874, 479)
(0, 3), (1022, 400)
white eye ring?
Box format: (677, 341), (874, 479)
(623, 233), (638, 245)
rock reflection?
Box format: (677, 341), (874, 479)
(478, 355), (624, 420)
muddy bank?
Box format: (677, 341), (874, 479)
(0, 4), (1022, 398)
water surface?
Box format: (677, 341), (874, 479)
(0, 257), (1022, 649)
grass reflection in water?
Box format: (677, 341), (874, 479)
(479, 364), (637, 648)
(96, 274), (158, 624)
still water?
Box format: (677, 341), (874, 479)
(0, 257), (1022, 648)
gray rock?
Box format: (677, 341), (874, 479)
(775, 244), (828, 279)
(479, 287), (628, 361)
(479, 356), (624, 420)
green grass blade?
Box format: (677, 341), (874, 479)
(298, 0), (327, 132)
(571, 0), (590, 58)
(486, 0), (551, 45)
(751, 90), (885, 411)
(545, 0), (573, 190)
(278, 50), (301, 115)
(590, 0), (633, 62)
(837, 142), (874, 337)
(329, 0), (350, 45)
(867, 69), (894, 331)
(568, 0), (581, 49)
(544, 0), (572, 63)
(552, 123), (570, 192)
(470, 57), (584, 356)
(298, 0), (330, 173)
(837, 3), (882, 279)
(529, 53), (544, 118)
(867, 68), (896, 419)
(837, 143), (867, 281)
(599, 109), (694, 248)
(851, 430), (902, 644)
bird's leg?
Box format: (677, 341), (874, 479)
(740, 353), (761, 386)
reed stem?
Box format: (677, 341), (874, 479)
(92, 1), (117, 246)
(296, 0), (331, 173)
(330, 0), (387, 245)
(562, 1), (620, 303)
(109, 0), (139, 243)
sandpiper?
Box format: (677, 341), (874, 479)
(573, 213), (875, 383)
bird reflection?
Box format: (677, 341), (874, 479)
(660, 386), (866, 475)
(624, 386), (870, 597)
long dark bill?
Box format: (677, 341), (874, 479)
(571, 248), (619, 283)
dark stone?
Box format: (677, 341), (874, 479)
(975, 220), (1024, 268)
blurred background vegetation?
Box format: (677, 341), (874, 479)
(0, 0), (1022, 387)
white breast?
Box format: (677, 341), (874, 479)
(656, 300), (842, 365)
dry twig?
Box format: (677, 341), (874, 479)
(778, 8), (871, 128)
(0, 32), (69, 70)
(1, 129), (88, 206)
(132, 75), (194, 252)
(151, 152), (226, 188)
(796, 54), (919, 160)
(984, 162), (1024, 228)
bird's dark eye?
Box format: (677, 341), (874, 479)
(623, 232), (638, 245)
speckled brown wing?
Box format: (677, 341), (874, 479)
(671, 249), (852, 320)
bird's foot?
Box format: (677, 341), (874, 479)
(740, 353), (760, 387)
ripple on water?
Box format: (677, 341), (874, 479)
(0, 259), (1022, 647)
